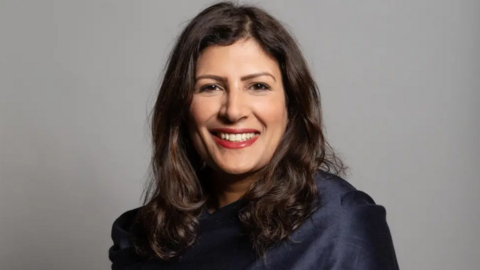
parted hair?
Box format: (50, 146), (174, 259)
(132, 1), (346, 260)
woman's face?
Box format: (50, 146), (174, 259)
(188, 38), (288, 175)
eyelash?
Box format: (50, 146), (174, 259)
(199, 83), (270, 92)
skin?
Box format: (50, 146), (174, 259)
(188, 38), (288, 211)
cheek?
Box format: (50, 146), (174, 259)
(187, 102), (208, 159)
(189, 98), (214, 130)
(188, 97), (219, 154)
(254, 96), (288, 131)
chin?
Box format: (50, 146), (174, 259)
(214, 161), (257, 175)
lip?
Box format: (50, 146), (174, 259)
(212, 134), (259, 149)
(209, 128), (261, 149)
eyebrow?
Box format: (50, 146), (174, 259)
(195, 72), (276, 83)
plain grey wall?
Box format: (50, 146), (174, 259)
(0, 0), (478, 269)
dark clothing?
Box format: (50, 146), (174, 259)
(109, 171), (399, 270)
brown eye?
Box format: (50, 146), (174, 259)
(200, 84), (221, 92)
(250, 83), (270, 91)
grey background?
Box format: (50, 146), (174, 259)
(0, 0), (478, 269)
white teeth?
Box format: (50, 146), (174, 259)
(217, 132), (258, 142)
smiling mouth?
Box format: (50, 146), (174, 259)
(210, 131), (260, 142)
(209, 129), (261, 149)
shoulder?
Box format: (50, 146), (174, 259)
(308, 170), (399, 269)
(109, 207), (145, 269)
(312, 169), (390, 229)
(112, 207), (141, 231)
(247, 171), (399, 269)
(110, 207), (142, 249)
(313, 169), (381, 212)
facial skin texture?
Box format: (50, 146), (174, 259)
(188, 38), (288, 203)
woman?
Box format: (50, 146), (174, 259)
(109, 2), (399, 270)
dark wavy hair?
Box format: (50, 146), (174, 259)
(133, 1), (346, 260)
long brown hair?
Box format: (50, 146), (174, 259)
(133, 1), (346, 260)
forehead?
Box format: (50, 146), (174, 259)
(196, 39), (280, 76)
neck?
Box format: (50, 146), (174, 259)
(206, 170), (255, 212)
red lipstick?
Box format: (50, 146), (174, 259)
(210, 128), (260, 149)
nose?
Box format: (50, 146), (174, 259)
(220, 85), (249, 123)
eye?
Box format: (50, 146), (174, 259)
(199, 84), (222, 92)
(250, 83), (270, 91)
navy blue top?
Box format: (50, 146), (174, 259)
(109, 171), (399, 270)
